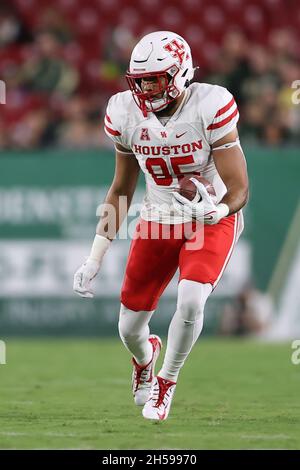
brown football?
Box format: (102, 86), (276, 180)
(178, 175), (216, 202)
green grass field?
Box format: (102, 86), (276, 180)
(0, 337), (299, 450)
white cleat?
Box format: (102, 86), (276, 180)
(142, 375), (176, 421)
(132, 335), (162, 406)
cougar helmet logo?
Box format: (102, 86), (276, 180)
(163, 40), (185, 65)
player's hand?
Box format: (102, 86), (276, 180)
(73, 258), (101, 298)
(173, 178), (227, 225)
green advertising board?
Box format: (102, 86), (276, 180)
(0, 148), (299, 335)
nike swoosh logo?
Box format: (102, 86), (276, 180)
(157, 410), (166, 420)
(176, 132), (187, 138)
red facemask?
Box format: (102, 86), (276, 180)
(126, 69), (180, 117)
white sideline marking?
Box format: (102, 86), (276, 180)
(241, 434), (290, 440)
(0, 432), (78, 438)
(101, 378), (128, 385)
(10, 401), (34, 405)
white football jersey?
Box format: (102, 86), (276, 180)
(104, 82), (240, 225)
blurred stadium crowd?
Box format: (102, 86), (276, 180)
(0, 0), (299, 150)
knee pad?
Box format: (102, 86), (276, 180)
(118, 304), (134, 339)
(177, 280), (212, 323)
(118, 303), (153, 339)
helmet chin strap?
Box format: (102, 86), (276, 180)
(145, 91), (170, 113)
(146, 99), (169, 112)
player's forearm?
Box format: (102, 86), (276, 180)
(219, 185), (249, 215)
(212, 136), (249, 216)
(85, 186), (134, 265)
(96, 185), (134, 240)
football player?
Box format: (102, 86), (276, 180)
(74, 31), (249, 421)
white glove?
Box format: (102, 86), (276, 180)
(173, 177), (229, 225)
(73, 235), (111, 298)
(73, 258), (101, 298)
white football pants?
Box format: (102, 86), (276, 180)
(118, 279), (212, 380)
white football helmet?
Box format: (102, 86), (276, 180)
(126, 31), (195, 116)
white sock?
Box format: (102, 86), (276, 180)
(158, 280), (212, 382)
(118, 303), (155, 366)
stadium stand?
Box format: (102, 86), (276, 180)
(0, 0), (299, 149)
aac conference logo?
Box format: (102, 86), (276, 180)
(0, 340), (6, 365)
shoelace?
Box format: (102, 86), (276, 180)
(150, 379), (174, 408)
(133, 362), (152, 391)
(133, 339), (159, 391)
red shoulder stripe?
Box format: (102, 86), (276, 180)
(207, 107), (238, 130)
(105, 124), (121, 136)
(215, 97), (235, 117)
